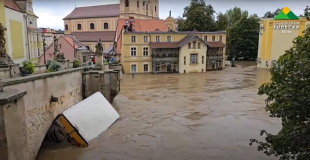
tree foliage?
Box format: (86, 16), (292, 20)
(250, 28), (310, 160)
(263, 8), (283, 18)
(178, 0), (217, 31)
(227, 15), (259, 60)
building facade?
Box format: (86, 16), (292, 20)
(39, 35), (89, 65)
(4, 0), (28, 64)
(63, 0), (162, 54)
(15, 0), (43, 63)
(121, 31), (226, 73)
(257, 17), (310, 68)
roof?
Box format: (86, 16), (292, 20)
(14, 0), (38, 17)
(149, 35), (225, 49)
(149, 42), (179, 48)
(205, 42), (226, 48)
(116, 18), (168, 54)
(125, 31), (227, 34)
(63, 4), (120, 20)
(39, 35), (88, 59)
(71, 31), (115, 42)
(4, 0), (21, 12)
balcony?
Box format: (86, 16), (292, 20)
(153, 57), (178, 62)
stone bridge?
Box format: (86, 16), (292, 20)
(0, 66), (121, 160)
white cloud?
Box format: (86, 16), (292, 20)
(36, 11), (64, 30)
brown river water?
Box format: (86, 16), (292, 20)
(37, 61), (281, 160)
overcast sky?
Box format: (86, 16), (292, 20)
(33, 0), (309, 30)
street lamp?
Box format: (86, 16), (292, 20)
(42, 36), (46, 64)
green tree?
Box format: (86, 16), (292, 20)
(227, 15), (259, 63)
(178, 0), (217, 31)
(250, 28), (310, 160)
(216, 12), (228, 30)
(263, 8), (283, 18)
(225, 7), (248, 28)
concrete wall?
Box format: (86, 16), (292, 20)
(4, 7), (27, 63)
(1, 68), (84, 160)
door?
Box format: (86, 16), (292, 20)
(131, 64), (137, 73)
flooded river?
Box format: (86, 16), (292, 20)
(37, 61), (281, 160)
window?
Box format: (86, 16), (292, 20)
(193, 41), (196, 49)
(29, 21), (32, 25)
(137, 1), (139, 7)
(155, 66), (160, 71)
(104, 23), (109, 29)
(131, 36), (136, 42)
(188, 43), (191, 49)
(77, 24), (82, 30)
(167, 36), (171, 42)
(155, 6), (157, 12)
(184, 56), (186, 65)
(90, 23), (95, 29)
(125, 0), (129, 7)
(202, 56), (204, 64)
(143, 36), (148, 42)
(156, 36), (160, 42)
(219, 35), (222, 42)
(143, 47), (148, 56)
(59, 44), (62, 49)
(131, 47), (136, 56)
(212, 36), (215, 41)
(131, 64), (137, 73)
(143, 1), (145, 6)
(204, 36), (207, 41)
(190, 54), (198, 64)
(143, 64), (148, 72)
(198, 43), (201, 49)
(146, 4), (148, 10)
(65, 25), (68, 30)
(167, 26), (171, 30)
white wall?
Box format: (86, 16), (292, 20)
(5, 7), (28, 64)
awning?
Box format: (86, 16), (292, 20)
(205, 42), (226, 48)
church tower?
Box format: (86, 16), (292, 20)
(120, 0), (159, 19)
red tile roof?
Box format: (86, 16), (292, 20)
(116, 18), (168, 54)
(205, 42), (226, 48)
(63, 4), (120, 20)
(71, 31), (116, 42)
(4, 0), (21, 12)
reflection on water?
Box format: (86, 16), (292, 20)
(37, 61), (280, 160)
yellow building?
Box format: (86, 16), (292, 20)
(15, 0), (43, 63)
(3, 0), (28, 64)
(257, 8), (310, 68)
(63, 0), (160, 52)
(121, 30), (226, 73)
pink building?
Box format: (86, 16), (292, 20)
(39, 35), (89, 65)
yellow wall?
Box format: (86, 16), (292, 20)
(64, 17), (118, 34)
(257, 18), (308, 68)
(121, 32), (226, 73)
(119, 0), (159, 19)
(179, 40), (207, 73)
(10, 20), (25, 59)
(0, 1), (8, 53)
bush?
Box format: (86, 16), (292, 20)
(46, 60), (62, 73)
(20, 60), (35, 74)
(73, 58), (80, 68)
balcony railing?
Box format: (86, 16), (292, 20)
(153, 57), (179, 62)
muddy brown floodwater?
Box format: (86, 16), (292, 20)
(37, 61), (281, 160)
